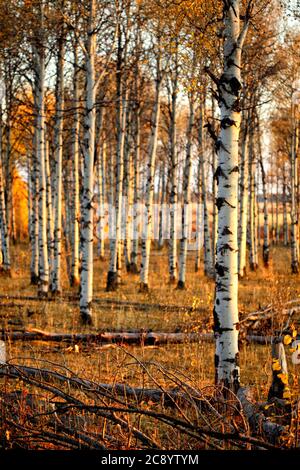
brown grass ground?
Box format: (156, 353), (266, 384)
(1, 241), (300, 401)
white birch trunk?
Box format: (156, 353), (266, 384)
(45, 137), (54, 279)
(199, 99), (214, 278)
(0, 105), (10, 275)
(80, 0), (96, 323)
(34, 20), (49, 297)
(52, 34), (65, 295)
(106, 23), (127, 291)
(238, 119), (249, 277)
(177, 92), (195, 289)
(97, 141), (106, 260)
(213, 0), (248, 392)
(291, 108), (299, 273)
(139, 54), (162, 291)
(70, 44), (80, 287)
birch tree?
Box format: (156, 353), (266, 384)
(211, 0), (250, 392)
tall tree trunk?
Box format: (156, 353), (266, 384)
(238, 116), (249, 277)
(0, 105), (10, 276)
(97, 141), (106, 260)
(139, 52), (162, 291)
(213, 0), (248, 392)
(45, 137), (54, 279)
(290, 105), (299, 273)
(177, 92), (195, 289)
(248, 117), (258, 271)
(158, 161), (166, 250)
(70, 43), (80, 287)
(33, 19), (49, 297)
(80, 0), (96, 323)
(199, 98), (214, 278)
(106, 23), (127, 291)
(52, 30), (65, 295)
(168, 45), (179, 284)
(258, 135), (270, 268)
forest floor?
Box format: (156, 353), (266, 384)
(0, 242), (300, 449)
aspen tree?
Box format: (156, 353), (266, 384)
(212, 0), (250, 391)
(177, 90), (195, 289)
(52, 9), (65, 295)
(80, 0), (97, 323)
(139, 39), (162, 291)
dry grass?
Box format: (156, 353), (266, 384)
(0, 242), (299, 398)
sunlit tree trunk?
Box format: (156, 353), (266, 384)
(211, 96), (218, 266)
(199, 98), (214, 278)
(130, 97), (141, 273)
(0, 104), (10, 275)
(158, 161), (166, 250)
(291, 107), (299, 273)
(97, 140), (106, 260)
(52, 29), (65, 295)
(45, 137), (54, 278)
(249, 120), (258, 271)
(238, 116), (248, 277)
(167, 43), (179, 284)
(258, 139), (270, 267)
(139, 52), (162, 291)
(178, 92), (195, 289)
(33, 19), (49, 297)
(80, 0), (96, 323)
(213, 0), (248, 392)
(70, 43), (80, 287)
(106, 22), (127, 291)
(283, 164), (289, 246)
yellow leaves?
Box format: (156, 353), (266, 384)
(74, 344), (79, 353)
(272, 359), (281, 371)
(277, 373), (289, 385)
(283, 388), (291, 400)
(5, 430), (10, 441)
(283, 335), (292, 345)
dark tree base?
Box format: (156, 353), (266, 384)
(106, 271), (118, 291)
(30, 273), (39, 285)
(176, 280), (186, 290)
(139, 282), (149, 293)
(291, 262), (299, 274)
(0, 267), (12, 278)
(249, 262), (258, 272)
(168, 275), (177, 284)
(70, 275), (80, 287)
(127, 262), (139, 274)
(80, 311), (93, 325)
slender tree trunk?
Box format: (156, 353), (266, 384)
(199, 98), (214, 278)
(45, 137), (54, 278)
(0, 105), (10, 276)
(97, 141), (106, 260)
(249, 118), (258, 271)
(290, 106), (299, 273)
(158, 161), (166, 250)
(238, 116), (249, 277)
(211, 96), (218, 267)
(213, 0), (248, 392)
(106, 23), (127, 291)
(258, 142), (270, 268)
(34, 24), (49, 297)
(168, 47), (179, 284)
(177, 93), (195, 289)
(80, 0), (96, 323)
(30, 128), (39, 285)
(52, 31), (65, 295)
(130, 100), (140, 272)
(139, 53), (162, 291)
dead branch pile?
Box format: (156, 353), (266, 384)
(0, 355), (293, 450)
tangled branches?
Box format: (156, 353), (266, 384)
(0, 351), (288, 451)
